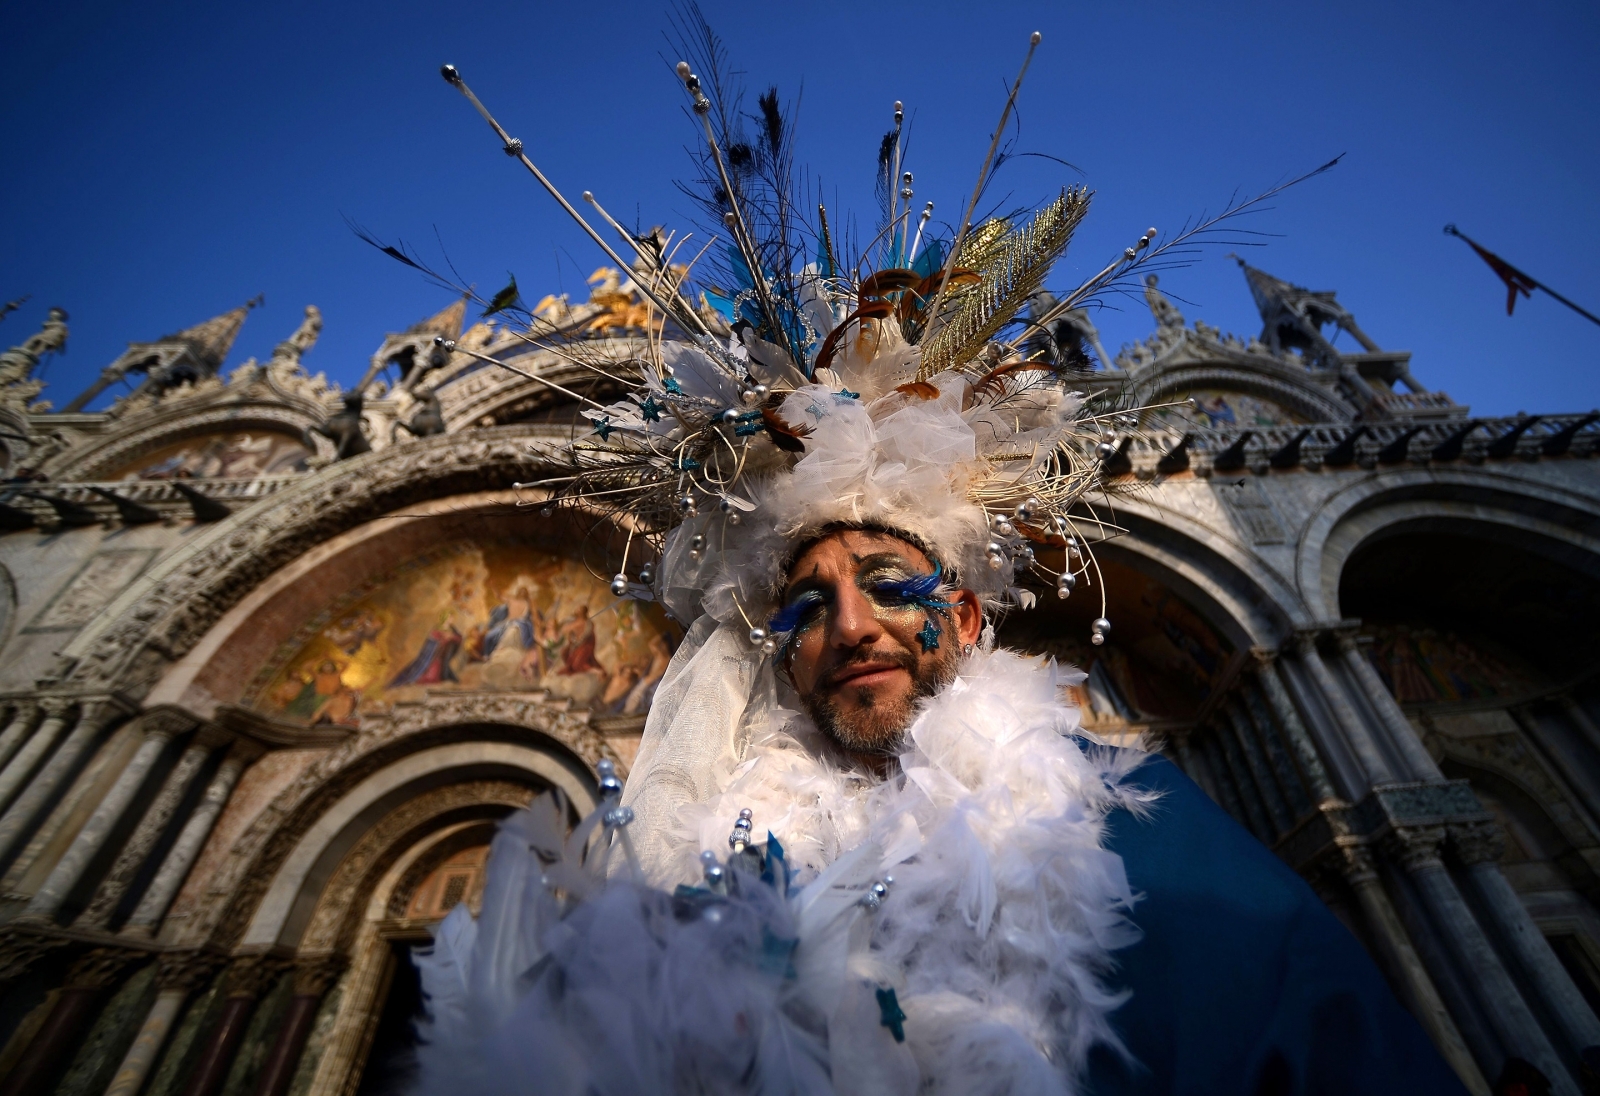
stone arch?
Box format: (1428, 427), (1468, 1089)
(55, 426), (579, 696)
(179, 718), (603, 953)
(1137, 361), (1352, 424)
(42, 404), (324, 482)
(1297, 468), (1600, 621)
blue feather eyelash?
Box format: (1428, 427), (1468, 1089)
(768, 591), (822, 636)
(870, 561), (953, 610)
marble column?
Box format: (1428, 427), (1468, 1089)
(6, 948), (135, 1096)
(1389, 825), (1575, 1094)
(0, 700), (40, 774)
(1453, 821), (1600, 1056)
(80, 728), (223, 929)
(1211, 718), (1275, 840)
(1223, 698), (1293, 833)
(103, 951), (222, 1096)
(1293, 632), (1397, 787)
(180, 956), (286, 1096)
(1336, 844), (1488, 1095)
(122, 741), (258, 937)
(0, 697), (72, 815)
(1334, 626), (1444, 782)
(250, 955), (347, 1096)
(1251, 648), (1340, 803)
(0, 700), (124, 868)
(23, 709), (197, 921)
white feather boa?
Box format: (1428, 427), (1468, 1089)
(413, 647), (1156, 1096)
(669, 646), (1157, 1093)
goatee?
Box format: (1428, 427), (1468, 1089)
(805, 646), (960, 759)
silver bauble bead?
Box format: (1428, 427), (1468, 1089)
(761, 638), (777, 655)
(754, 384), (769, 399)
(987, 552), (1004, 571)
(638, 563), (655, 584)
(1092, 617), (1111, 636)
(610, 574), (628, 597)
(995, 518), (1015, 537)
(748, 626), (767, 644)
(740, 389), (760, 405)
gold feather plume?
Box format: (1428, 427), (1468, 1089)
(917, 187), (1090, 378)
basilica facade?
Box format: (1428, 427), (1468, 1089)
(0, 260), (1595, 1096)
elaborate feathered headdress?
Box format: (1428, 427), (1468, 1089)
(362, 20), (1334, 658)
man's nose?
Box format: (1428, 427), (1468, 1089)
(829, 583), (883, 649)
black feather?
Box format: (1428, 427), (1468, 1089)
(758, 87), (783, 156)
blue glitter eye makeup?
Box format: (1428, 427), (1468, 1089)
(768, 589), (824, 637)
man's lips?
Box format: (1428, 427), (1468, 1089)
(825, 662), (908, 691)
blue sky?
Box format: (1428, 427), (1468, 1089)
(2, 0), (1596, 416)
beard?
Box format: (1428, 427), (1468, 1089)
(803, 643), (960, 759)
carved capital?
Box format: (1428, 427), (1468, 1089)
(223, 954), (289, 999)
(1248, 645), (1280, 669)
(292, 952), (348, 997)
(1449, 820), (1507, 866)
(1290, 630), (1321, 658)
(65, 947), (138, 989)
(1330, 627), (1362, 654)
(1335, 842), (1379, 884)
(138, 705), (200, 740)
(38, 695), (75, 718)
(0, 926), (68, 982)
(1386, 824), (1448, 872)
(156, 950), (226, 992)
(4, 700), (39, 723)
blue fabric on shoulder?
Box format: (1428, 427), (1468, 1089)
(1086, 751), (1470, 1096)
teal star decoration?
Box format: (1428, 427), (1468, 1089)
(917, 617), (941, 652)
(664, 377), (684, 394)
(592, 417), (614, 440)
(876, 987), (907, 1043)
(639, 396), (663, 422)
(838, 387), (860, 399)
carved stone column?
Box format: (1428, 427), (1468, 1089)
(1334, 625), (1444, 782)
(250, 954), (348, 1096)
(6, 947), (136, 1096)
(123, 740), (259, 937)
(1250, 647), (1339, 803)
(179, 955), (287, 1096)
(1388, 825), (1575, 1094)
(22, 709), (197, 921)
(0, 700), (39, 774)
(1452, 821), (1600, 1056)
(104, 951), (224, 1096)
(1335, 844), (1488, 1095)
(0, 699), (123, 868)
(0, 697), (73, 814)
(1222, 697), (1293, 833)
(0, 924), (68, 984)
(1292, 632), (1397, 787)
(80, 727), (225, 929)
(1209, 718), (1275, 839)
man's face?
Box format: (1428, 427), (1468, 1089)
(779, 529), (983, 760)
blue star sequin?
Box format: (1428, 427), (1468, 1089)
(663, 377), (683, 394)
(917, 617), (941, 652)
(639, 396), (663, 422)
(592, 417), (614, 440)
(876, 987), (907, 1043)
(838, 388), (860, 400)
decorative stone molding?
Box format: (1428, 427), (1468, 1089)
(46, 404), (326, 483)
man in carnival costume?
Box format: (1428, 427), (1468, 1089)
(395, 40), (1469, 1096)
